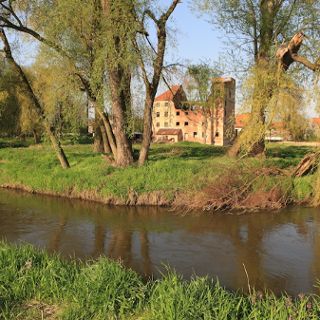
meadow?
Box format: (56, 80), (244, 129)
(0, 138), (318, 210)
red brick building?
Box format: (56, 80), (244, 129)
(152, 78), (236, 146)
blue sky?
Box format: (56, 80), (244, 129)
(163, 1), (223, 64)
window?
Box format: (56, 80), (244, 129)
(164, 111), (169, 117)
(176, 111), (180, 116)
(176, 122), (180, 126)
(184, 122), (189, 126)
(185, 111), (189, 115)
(202, 132), (205, 138)
(155, 102), (160, 108)
(165, 102), (169, 107)
(193, 132), (197, 137)
(215, 131), (219, 137)
(156, 122), (160, 127)
(164, 122), (168, 127)
(156, 112), (160, 117)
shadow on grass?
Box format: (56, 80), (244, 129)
(267, 145), (316, 160)
(0, 139), (30, 149)
(147, 142), (227, 161)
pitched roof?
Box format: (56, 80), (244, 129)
(272, 121), (285, 129)
(235, 113), (250, 128)
(155, 85), (181, 102)
(311, 118), (320, 126)
(156, 129), (182, 136)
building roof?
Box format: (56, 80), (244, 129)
(235, 113), (250, 128)
(155, 85), (181, 102)
(311, 118), (320, 126)
(156, 129), (182, 136)
(272, 121), (285, 130)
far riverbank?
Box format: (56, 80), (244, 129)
(0, 140), (317, 211)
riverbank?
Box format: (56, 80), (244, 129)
(0, 140), (318, 211)
(1, 242), (319, 319)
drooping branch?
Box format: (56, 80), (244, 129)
(0, 28), (70, 169)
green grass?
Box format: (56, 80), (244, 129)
(0, 139), (318, 207)
(1, 242), (320, 319)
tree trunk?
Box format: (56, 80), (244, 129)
(138, 94), (153, 165)
(32, 129), (41, 144)
(108, 70), (134, 167)
(100, 124), (112, 153)
(96, 110), (117, 156)
(93, 123), (104, 153)
(45, 124), (70, 169)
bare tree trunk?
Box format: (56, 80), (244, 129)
(32, 129), (41, 144)
(138, 93), (153, 165)
(96, 109), (117, 156)
(45, 124), (70, 169)
(0, 29), (70, 169)
(135, 1), (179, 166)
(93, 122), (104, 153)
(108, 70), (134, 167)
(100, 124), (112, 153)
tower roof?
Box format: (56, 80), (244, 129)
(155, 85), (181, 102)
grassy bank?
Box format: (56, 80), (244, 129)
(0, 242), (319, 319)
(0, 139), (318, 210)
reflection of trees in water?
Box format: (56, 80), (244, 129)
(108, 229), (133, 265)
(48, 214), (67, 252)
(4, 189), (320, 293)
(311, 214), (320, 290)
(107, 229), (152, 278)
(183, 210), (318, 292)
(92, 223), (106, 258)
(140, 230), (152, 277)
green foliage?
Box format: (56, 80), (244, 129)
(0, 61), (21, 136)
(185, 62), (221, 103)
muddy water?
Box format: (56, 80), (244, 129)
(0, 189), (320, 295)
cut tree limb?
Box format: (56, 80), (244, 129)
(276, 32), (320, 72)
(291, 152), (320, 177)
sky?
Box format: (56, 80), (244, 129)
(162, 1), (223, 64)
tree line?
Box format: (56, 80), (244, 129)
(0, 0), (319, 168)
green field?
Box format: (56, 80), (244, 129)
(0, 138), (318, 210)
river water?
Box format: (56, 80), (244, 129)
(0, 188), (320, 295)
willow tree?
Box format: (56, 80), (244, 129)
(0, 0), (180, 167)
(0, 57), (20, 137)
(0, 0), (121, 165)
(0, 29), (70, 168)
(195, 0), (320, 156)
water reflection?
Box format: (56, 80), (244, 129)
(0, 189), (320, 295)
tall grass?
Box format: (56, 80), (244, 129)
(0, 242), (320, 319)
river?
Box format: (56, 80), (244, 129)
(0, 188), (319, 295)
